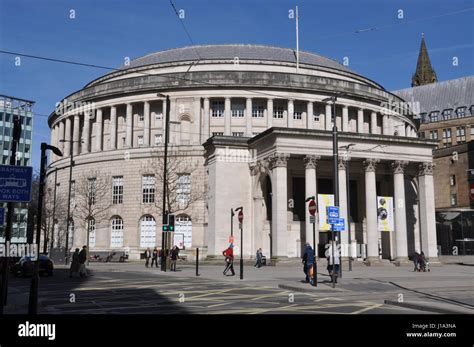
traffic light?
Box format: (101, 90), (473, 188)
(168, 214), (175, 232)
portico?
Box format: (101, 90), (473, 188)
(204, 127), (438, 264)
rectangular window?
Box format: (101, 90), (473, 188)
(450, 175), (456, 186)
(212, 132), (223, 136)
(177, 174), (191, 207)
(88, 178), (96, 205)
(252, 105), (264, 118)
(442, 128), (452, 147)
(154, 134), (163, 146)
(430, 111), (439, 122)
(456, 107), (466, 118)
(155, 112), (163, 120)
(451, 194), (457, 207)
(294, 111), (303, 120)
(429, 130), (438, 140)
(471, 125), (474, 136)
(313, 114), (320, 122)
(138, 135), (144, 146)
(139, 113), (144, 122)
(231, 103), (245, 117)
(273, 104), (284, 119)
(456, 127), (466, 143)
(142, 175), (155, 204)
(112, 176), (123, 204)
(211, 101), (225, 117)
(442, 109), (452, 120)
(232, 132), (244, 137)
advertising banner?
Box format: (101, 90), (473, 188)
(318, 194), (334, 231)
(377, 196), (394, 231)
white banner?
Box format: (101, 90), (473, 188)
(377, 196), (394, 231)
(318, 194), (334, 231)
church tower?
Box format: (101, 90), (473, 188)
(411, 33), (438, 87)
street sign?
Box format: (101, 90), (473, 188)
(0, 165), (33, 202)
(470, 182), (474, 200)
(327, 206), (339, 219)
(309, 215), (316, 224)
(238, 210), (243, 223)
(332, 223), (345, 232)
(328, 217), (344, 225)
(0, 207), (4, 225)
(308, 199), (317, 216)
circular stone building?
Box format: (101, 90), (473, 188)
(47, 44), (438, 263)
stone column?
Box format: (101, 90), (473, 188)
(267, 99), (273, 128)
(357, 108), (364, 133)
(50, 125), (57, 161)
(325, 104), (332, 130)
(203, 98), (210, 142)
(95, 108), (103, 152)
(245, 98), (252, 137)
(363, 159), (379, 263)
(64, 117), (72, 156)
(418, 163), (438, 259)
(392, 160), (408, 261)
(388, 116), (394, 135)
(126, 103), (133, 147)
(224, 97), (231, 136)
(270, 153), (290, 258)
(342, 105), (349, 132)
(338, 158), (349, 257)
(304, 155), (319, 250)
(306, 101), (313, 129)
(144, 101), (150, 146)
(382, 114), (389, 135)
(110, 106), (117, 150)
(371, 111), (378, 134)
(58, 120), (65, 154)
(194, 98), (201, 144)
(72, 114), (80, 155)
(82, 110), (91, 153)
(287, 99), (294, 128)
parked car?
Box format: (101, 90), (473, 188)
(12, 255), (54, 277)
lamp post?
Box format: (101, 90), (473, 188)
(340, 143), (356, 271)
(157, 93), (170, 272)
(59, 139), (82, 265)
(28, 143), (63, 314)
(235, 206), (243, 280)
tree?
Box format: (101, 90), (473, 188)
(149, 147), (207, 216)
(74, 172), (112, 253)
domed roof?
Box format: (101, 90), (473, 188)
(122, 44), (354, 74)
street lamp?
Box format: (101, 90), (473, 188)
(340, 143), (356, 271)
(157, 93), (170, 272)
(29, 143), (63, 314)
(235, 206), (243, 280)
(59, 139), (83, 265)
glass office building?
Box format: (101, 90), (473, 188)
(0, 95), (34, 243)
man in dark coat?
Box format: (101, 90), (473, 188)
(302, 243), (314, 283)
(78, 246), (88, 278)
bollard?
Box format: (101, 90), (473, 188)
(196, 248), (199, 276)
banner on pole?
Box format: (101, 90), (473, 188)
(377, 196), (394, 231)
(318, 194), (334, 231)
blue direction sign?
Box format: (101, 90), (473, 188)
(328, 217), (344, 225)
(327, 206), (339, 219)
(0, 165), (33, 202)
(333, 219), (345, 231)
(0, 207), (4, 225)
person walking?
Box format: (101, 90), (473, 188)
(170, 246), (179, 271)
(302, 243), (314, 283)
(326, 240), (340, 283)
(69, 248), (80, 278)
(223, 244), (235, 276)
(78, 245), (88, 278)
(413, 251), (420, 271)
(254, 248), (263, 268)
(144, 247), (152, 268)
(151, 247), (159, 268)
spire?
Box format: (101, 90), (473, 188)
(411, 33), (438, 87)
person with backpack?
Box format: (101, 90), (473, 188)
(223, 244), (235, 276)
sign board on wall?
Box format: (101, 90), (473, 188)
(318, 194), (334, 231)
(377, 196), (394, 231)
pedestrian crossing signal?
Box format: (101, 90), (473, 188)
(168, 214), (175, 232)
(163, 225), (169, 232)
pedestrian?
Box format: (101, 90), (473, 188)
(159, 248), (164, 270)
(302, 243), (315, 283)
(151, 247), (159, 268)
(413, 251), (420, 271)
(78, 245), (88, 278)
(223, 244), (235, 276)
(326, 240), (340, 283)
(254, 248), (263, 268)
(419, 251), (427, 272)
(144, 247), (152, 268)
(170, 246), (179, 271)
(69, 248), (80, 278)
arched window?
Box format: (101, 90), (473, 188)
(140, 215), (156, 248)
(110, 216), (124, 248)
(174, 215), (192, 249)
(88, 218), (96, 248)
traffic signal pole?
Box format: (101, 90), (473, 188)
(160, 94), (170, 272)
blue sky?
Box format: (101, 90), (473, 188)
(1, 0), (473, 170)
